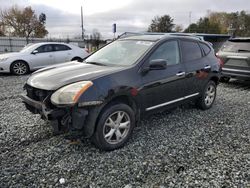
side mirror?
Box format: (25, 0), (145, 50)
(141, 59), (167, 74)
(149, 59), (167, 70)
(31, 50), (38, 55)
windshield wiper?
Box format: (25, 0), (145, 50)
(86, 62), (107, 66)
(238, 49), (250, 52)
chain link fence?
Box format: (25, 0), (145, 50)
(0, 37), (88, 54)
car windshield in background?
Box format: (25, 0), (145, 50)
(221, 40), (250, 52)
(20, 44), (37, 53)
(85, 40), (154, 66)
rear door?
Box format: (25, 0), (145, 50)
(52, 44), (73, 64)
(29, 44), (55, 69)
(140, 40), (187, 112)
(180, 40), (208, 96)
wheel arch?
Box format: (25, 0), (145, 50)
(71, 56), (83, 62)
(83, 94), (140, 138)
(10, 60), (30, 72)
(210, 76), (219, 85)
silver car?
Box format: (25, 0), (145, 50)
(0, 42), (89, 75)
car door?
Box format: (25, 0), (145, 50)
(30, 44), (55, 69)
(52, 44), (72, 64)
(140, 40), (187, 112)
(180, 40), (208, 96)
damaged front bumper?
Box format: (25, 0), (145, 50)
(21, 94), (102, 138)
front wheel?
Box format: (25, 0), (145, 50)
(91, 103), (135, 151)
(196, 81), (217, 110)
(10, 61), (29, 75)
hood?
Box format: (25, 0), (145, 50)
(27, 61), (125, 90)
(0, 52), (22, 59)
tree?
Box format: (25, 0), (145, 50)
(174, 24), (183, 32)
(184, 17), (222, 34)
(90, 29), (101, 49)
(0, 21), (5, 36)
(0, 6), (48, 41)
(148, 15), (175, 32)
(184, 11), (250, 37)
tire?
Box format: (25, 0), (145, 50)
(71, 57), (83, 62)
(10, 61), (29, 75)
(220, 76), (230, 83)
(196, 80), (217, 110)
(91, 103), (135, 151)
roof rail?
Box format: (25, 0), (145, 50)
(118, 32), (205, 41)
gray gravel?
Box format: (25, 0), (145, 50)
(0, 74), (250, 188)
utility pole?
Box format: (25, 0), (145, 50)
(81, 6), (84, 40)
(189, 11), (192, 33)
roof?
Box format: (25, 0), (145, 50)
(119, 32), (202, 42)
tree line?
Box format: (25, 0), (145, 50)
(148, 11), (250, 37)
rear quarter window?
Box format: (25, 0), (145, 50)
(200, 43), (211, 55)
(181, 40), (202, 62)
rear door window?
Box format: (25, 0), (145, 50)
(53, 44), (71, 51)
(181, 41), (202, 62)
(221, 40), (250, 52)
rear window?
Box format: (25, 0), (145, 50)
(221, 40), (250, 52)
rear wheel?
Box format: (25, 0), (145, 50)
(196, 81), (217, 110)
(220, 76), (230, 83)
(10, 61), (29, 75)
(91, 103), (135, 151)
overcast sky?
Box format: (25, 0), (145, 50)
(1, 0), (250, 39)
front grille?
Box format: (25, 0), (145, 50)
(25, 84), (53, 102)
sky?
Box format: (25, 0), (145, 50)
(0, 0), (250, 39)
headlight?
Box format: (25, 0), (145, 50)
(51, 81), (93, 105)
(0, 57), (8, 62)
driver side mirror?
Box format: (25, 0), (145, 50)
(141, 59), (167, 74)
(149, 59), (167, 70)
(31, 50), (38, 55)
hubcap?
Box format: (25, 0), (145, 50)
(13, 62), (27, 75)
(204, 84), (216, 106)
(103, 111), (131, 144)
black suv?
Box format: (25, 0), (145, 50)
(21, 34), (221, 150)
(217, 38), (250, 82)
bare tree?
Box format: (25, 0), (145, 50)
(0, 6), (48, 42)
(90, 29), (101, 49)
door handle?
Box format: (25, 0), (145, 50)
(204, 65), (211, 70)
(49, 55), (53, 58)
(176, 71), (185, 77)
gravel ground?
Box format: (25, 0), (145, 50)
(0, 74), (250, 188)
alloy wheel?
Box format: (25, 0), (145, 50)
(103, 111), (131, 144)
(204, 84), (216, 106)
(13, 62), (27, 75)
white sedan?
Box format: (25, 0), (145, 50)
(0, 42), (89, 75)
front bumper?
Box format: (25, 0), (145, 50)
(0, 62), (10, 73)
(21, 94), (65, 120)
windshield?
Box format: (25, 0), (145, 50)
(20, 44), (37, 53)
(85, 40), (154, 66)
(221, 41), (250, 52)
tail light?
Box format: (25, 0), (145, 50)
(215, 53), (224, 68)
